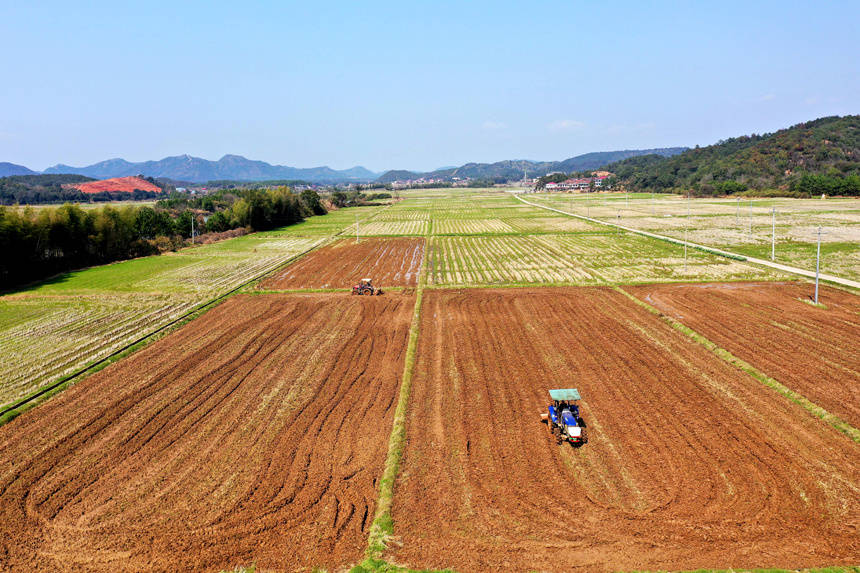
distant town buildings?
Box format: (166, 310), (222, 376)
(544, 175), (610, 192)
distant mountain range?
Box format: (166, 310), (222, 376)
(39, 154), (379, 183)
(375, 148), (687, 183)
(0, 162), (37, 177)
(3, 148), (686, 185)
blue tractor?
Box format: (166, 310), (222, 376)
(541, 388), (587, 445)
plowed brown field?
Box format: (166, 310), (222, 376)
(260, 237), (424, 290)
(390, 288), (860, 572)
(627, 281), (860, 428)
(0, 293), (414, 572)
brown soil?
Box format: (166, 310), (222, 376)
(260, 237), (424, 290)
(627, 281), (860, 427)
(389, 287), (860, 572)
(70, 176), (163, 194)
(0, 293), (414, 572)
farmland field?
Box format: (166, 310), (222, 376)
(0, 293), (414, 572)
(531, 192), (860, 281)
(389, 288), (860, 571)
(0, 206), (385, 407)
(260, 237), (424, 290)
(429, 233), (781, 286)
(4, 188), (860, 572)
(626, 281), (860, 427)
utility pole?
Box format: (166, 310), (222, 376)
(748, 200), (752, 237)
(771, 207), (776, 261)
(684, 226), (688, 273)
(191, 214), (195, 245)
(736, 196), (739, 226)
(814, 225), (822, 304)
(356, 214), (359, 244)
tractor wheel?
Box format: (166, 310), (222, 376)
(363, 289), (374, 296)
(581, 428), (589, 444)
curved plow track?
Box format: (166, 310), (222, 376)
(0, 293), (414, 572)
(260, 237), (424, 290)
(626, 281), (860, 427)
(390, 288), (860, 572)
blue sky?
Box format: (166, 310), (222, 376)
(1, 1), (857, 172)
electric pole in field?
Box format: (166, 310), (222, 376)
(686, 194), (690, 272)
(814, 225), (822, 304)
(191, 215), (195, 245)
(684, 226), (688, 273)
(748, 200), (752, 237)
(356, 214), (360, 244)
(736, 196), (740, 226)
(771, 207), (776, 261)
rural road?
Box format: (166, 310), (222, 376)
(517, 194), (860, 290)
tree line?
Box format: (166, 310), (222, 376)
(0, 187), (326, 290)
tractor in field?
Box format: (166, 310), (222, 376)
(541, 388), (587, 445)
(351, 278), (383, 296)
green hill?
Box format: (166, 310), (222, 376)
(375, 148), (686, 184)
(607, 115), (859, 196)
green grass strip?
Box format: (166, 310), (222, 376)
(354, 236), (437, 573)
(615, 286), (860, 443)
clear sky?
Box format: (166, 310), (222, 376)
(1, 0), (857, 172)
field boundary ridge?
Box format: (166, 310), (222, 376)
(615, 286), (860, 442)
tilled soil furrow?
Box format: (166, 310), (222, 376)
(389, 287), (860, 572)
(628, 282), (860, 427)
(260, 237), (424, 290)
(0, 293), (414, 572)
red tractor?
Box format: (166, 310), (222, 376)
(351, 278), (383, 296)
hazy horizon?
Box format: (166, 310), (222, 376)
(2, 0), (857, 172)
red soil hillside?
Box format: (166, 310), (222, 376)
(70, 176), (163, 194)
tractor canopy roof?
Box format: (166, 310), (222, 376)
(549, 388), (581, 401)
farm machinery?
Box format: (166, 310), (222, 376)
(541, 388), (587, 445)
(351, 278), (383, 296)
